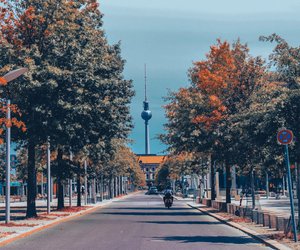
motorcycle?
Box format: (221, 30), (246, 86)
(163, 192), (173, 209)
(164, 197), (173, 208)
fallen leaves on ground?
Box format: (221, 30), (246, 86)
(49, 213), (70, 217)
(27, 216), (54, 221)
(56, 206), (92, 213)
(0, 232), (15, 238)
(0, 222), (38, 227)
(227, 217), (252, 223)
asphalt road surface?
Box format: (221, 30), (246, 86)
(4, 192), (271, 250)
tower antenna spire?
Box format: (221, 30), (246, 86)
(141, 64), (152, 155)
(144, 64), (147, 101)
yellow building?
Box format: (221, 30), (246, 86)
(137, 154), (166, 186)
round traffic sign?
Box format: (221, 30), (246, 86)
(277, 129), (293, 145)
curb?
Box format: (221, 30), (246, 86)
(187, 203), (292, 250)
(0, 192), (138, 247)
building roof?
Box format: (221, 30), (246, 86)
(137, 155), (166, 164)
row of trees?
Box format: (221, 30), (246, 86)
(0, 0), (144, 217)
(161, 34), (300, 204)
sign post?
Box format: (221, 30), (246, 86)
(277, 128), (298, 242)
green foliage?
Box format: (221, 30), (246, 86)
(0, 1), (134, 213)
(161, 36), (300, 202)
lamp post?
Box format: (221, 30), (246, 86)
(0, 68), (28, 224)
(5, 99), (11, 223)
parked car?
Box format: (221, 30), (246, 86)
(147, 187), (158, 195)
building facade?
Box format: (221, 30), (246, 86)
(137, 154), (166, 186)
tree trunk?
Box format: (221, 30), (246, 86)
(57, 147), (64, 210)
(57, 177), (64, 210)
(108, 177), (112, 199)
(225, 164), (231, 204)
(26, 139), (37, 218)
(77, 167), (81, 207)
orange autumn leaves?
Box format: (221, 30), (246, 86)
(193, 40), (239, 128)
(174, 40), (246, 129)
(0, 77), (7, 85)
(0, 73), (26, 144)
(0, 102), (27, 144)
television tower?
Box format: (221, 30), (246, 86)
(141, 64), (152, 154)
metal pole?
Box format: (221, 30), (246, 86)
(251, 169), (255, 209)
(69, 151), (73, 207)
(284, 145), (298, 242)
(89, 180), (92, 202)
(101, 173), (104, 201)
(41, 172), (44, 197)
(283, 176), (286, 195)
(93, 178), (96, 203)
(266, 172), (269, 199)
(5, 99), (11, 224)
(47, 139), (51, 214)
(297, 162), (300, 231)
(50, 178), (53, 202)
(84, 160), (87, 205)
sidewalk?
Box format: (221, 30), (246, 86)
(175, 195), (299, 250)
(187, 202), (294, 250)
(232, 196), (299, 214)
(0, 193), (134, 247)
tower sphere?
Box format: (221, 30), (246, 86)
(141, 110), (152, 121)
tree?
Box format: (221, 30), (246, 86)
(162, 39), (266, 203)
(0, 0), (134, 215)
(259, 34), (300, 229)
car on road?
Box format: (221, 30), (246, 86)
(147, 187), (158, 195)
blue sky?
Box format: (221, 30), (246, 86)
(100, 0), (300, 155)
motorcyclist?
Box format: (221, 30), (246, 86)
(163, 187), (174, 204)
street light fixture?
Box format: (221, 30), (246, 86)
(1, 68), (28, 224)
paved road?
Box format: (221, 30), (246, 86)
(4, 192), (270, 250)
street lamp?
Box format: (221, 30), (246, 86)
(0, 68), (28, 224)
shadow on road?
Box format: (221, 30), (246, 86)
(0, 206), (46, 221)
(141, 220), (221, 225)
(101, 211), (204, 216)
(152, 235), (258, 244)
(108, 207), (191, 211)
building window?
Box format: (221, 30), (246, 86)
(146, 168), (149, 172)
(152, 168), (155, 172)
(147, 174), (149, 180)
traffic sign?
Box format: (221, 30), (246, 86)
(278, 128), (298, 242)
(277, 129), (293, 145)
